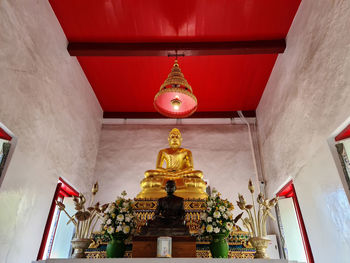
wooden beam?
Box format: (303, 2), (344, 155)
(68, 40), (285, 56)
(103, 111), (256, 119)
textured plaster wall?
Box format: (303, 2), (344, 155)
(257, 0), (350, 262)
(0, 1), (102, 262)
(94, 125), (257, 208)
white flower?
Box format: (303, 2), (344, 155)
(214, 227), (220, 233)
(207, 201), (213, 207)
(219, 206), (226, 212)
(223, 213), (228, 219)
(206, 216), (212, 223)
(206, 207), (211, 212)
(211, 189), (218, 197)
(107, 226), (115, 234)
(123, 225), (130, 234)
(206, 225), (213, 233)
(123, 202), (129, 208)
(125, 216), (131, 222)
(117, 214), (124, 221)
(226, 222), (233, 230)
(213, 211), (221, 218)
(116, 225), (123, 232)
(106, 219), (112, 225)
(200, 212), (207, 220)
(121, 208), (127, 213)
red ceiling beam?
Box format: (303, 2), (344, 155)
(68, 40), (285, 57)
(103, 111), (256, 119)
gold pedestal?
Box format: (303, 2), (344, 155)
(249, 237), (270, 259)
(71, 238), (92, 258)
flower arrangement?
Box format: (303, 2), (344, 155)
(200, 189), (235, 236)
(236, 179), (278, 237)
(101, 190), (135, 239)
(56, 182), (108, 239)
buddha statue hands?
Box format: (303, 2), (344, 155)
(137, 128), (207, 199)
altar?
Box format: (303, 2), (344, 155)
(36, 259), (296, 263)
(56, 129), (277, 260)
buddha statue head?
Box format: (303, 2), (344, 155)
(168, 128), (182, 149)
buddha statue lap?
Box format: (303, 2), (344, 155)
(137, 128), (207, 199)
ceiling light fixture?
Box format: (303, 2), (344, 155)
(154, 59), (197, 118)
(171, 97), (181, 111)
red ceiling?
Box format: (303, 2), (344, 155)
(49, 0), (301, 113)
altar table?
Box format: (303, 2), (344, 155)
(35, 259), (297, 263)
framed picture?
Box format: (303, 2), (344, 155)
(157, 237), (172, 258)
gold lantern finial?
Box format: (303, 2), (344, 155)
(160, 60), (193, 92)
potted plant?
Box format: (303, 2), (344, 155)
(101, 190), (135, 258)
(56, 182), (108, 258)
(236, 179), (278, 258)
(199, 189), (235, 258)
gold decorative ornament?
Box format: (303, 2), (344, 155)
(236, 179), (278, 258)
(137, 128), (207, 199)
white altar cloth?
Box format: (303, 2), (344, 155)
(35, 259), (297, 263)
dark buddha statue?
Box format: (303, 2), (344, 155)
(140, 180), (190, 236)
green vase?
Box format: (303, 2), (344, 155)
(210, 233), (229, 258)
(106, 234), (126, 258)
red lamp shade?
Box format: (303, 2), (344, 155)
(154, 60), (197, 118)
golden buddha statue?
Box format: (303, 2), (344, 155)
(137, 128), (207, 199)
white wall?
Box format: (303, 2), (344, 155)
(257, 0), (350, 262)
(94, 124), (257, 207)
(0, 1), (102, 262)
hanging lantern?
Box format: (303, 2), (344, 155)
(154, 60), (197, 118)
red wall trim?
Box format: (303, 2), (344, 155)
(59, 177), (79, 196)
(277, 181), (314, 263)
(37, 179), (79, 260)
(0, 127), (11, 141)
(335, 124), (350, 142)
